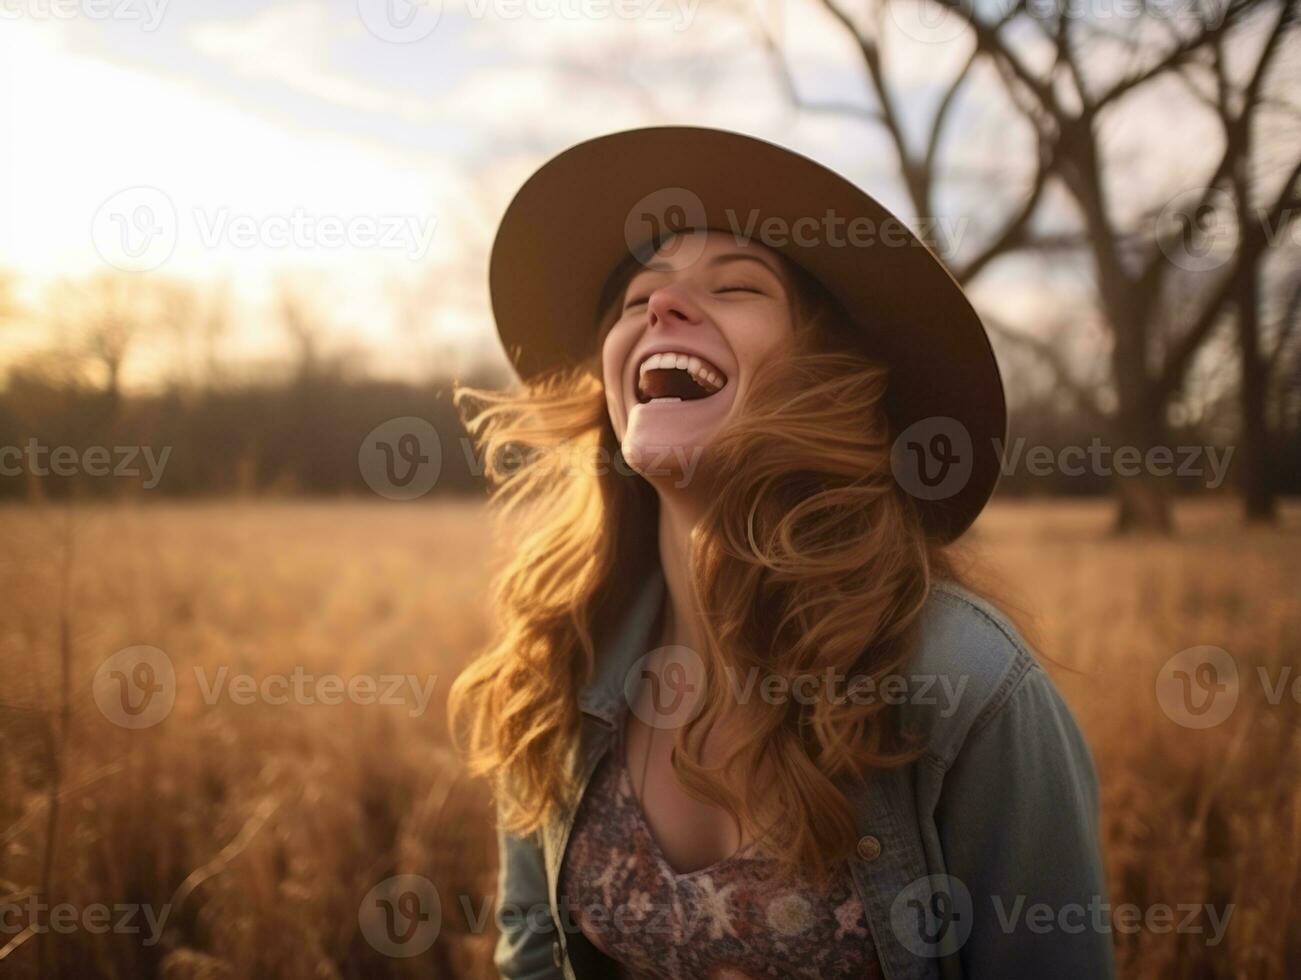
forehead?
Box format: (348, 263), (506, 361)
(633, 229), (786, 277)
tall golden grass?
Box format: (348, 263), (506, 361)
(0, 499), (1297, 978)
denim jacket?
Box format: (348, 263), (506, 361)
(492, 563), (1114, 980)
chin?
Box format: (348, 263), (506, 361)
(620, 436), (710, 491)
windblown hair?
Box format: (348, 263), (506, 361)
(448, 250), (995, 881)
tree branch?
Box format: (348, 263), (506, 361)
(983, 313), (1110, 424)
(1157, 155), (1301, 397)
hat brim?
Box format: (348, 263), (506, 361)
(488, 125), (1006, 542)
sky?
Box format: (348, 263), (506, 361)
(0, 0), (1260, 390)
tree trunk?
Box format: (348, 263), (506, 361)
(1114, 472), (1175, 534)
(1236, 261), (1276, 523)
(1232, 134), (1277, 523)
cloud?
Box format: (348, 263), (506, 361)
(186, 1), (440, 124)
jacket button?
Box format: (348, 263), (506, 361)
(552, 940), (563, 968)
(856, 834), (882, 861)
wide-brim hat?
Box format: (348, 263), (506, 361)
(488, 125), (1006, 542)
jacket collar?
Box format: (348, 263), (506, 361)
(576, 559), (666, 729)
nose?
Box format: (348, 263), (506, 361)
(646, 282), (703, 330)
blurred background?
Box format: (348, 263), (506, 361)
(1, 0), (1298, 977)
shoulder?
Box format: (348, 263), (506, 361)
(900, 579), (1065, 769)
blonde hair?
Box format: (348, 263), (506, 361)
(449, 250), (974, 881)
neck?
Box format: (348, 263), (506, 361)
(655, 488), (707, 655)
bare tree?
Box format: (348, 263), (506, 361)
(0, 269), (20, 326)
(756, 0), (1300, 530)
(1180, 1), (1301, 520)
(152, 277), (234, 395)
(46, 271), (156, 421)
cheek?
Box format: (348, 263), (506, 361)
(734, 308), (796, 376)
(601, 328), (632, 432)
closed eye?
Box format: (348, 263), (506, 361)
(623, 284), (764, 311)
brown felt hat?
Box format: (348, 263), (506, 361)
(488, 125), (1006, 542)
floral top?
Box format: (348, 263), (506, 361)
(557, 725), (883, 980)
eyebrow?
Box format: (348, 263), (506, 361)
(628, 251), (784, 285)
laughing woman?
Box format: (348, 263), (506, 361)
(449, 127), (1113, 980)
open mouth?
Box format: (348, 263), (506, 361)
(635, 351), (729, 404)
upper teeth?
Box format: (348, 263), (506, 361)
(637, 351), (725, 391)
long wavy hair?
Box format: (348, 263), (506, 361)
(448, 248), (1000, 881)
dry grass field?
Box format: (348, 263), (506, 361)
(1, 498), (1298, 978)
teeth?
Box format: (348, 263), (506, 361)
(636, 350), (727, 394)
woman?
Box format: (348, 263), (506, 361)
(450, 127), (1112, 980)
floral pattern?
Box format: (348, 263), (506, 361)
(558, 738), (882, 980)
